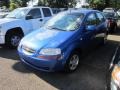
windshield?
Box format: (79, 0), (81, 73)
(6, 8), (28, 19)
(103, 12), (115, 18)
(44, 12), (84, 31)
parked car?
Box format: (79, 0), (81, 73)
(103, 8), (116, 13)
(52, 8), (61, 14)
(0, 6), (54, 48)
(109, 45), (120, 90)
(103, 11), (118, 33)
(0, 12), (9, 18)
(18, 10), (108, 72)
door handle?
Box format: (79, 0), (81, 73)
(39, 19), (43, 21)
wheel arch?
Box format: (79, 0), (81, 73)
(5, 27), (24, 41)
(63, 44), (83, 64)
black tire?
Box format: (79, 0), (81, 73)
(64, 51), (80, 73)
(5, 32), (23, 48)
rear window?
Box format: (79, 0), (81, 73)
(42, 8), (52, 17)
(103, 12), (115, 18)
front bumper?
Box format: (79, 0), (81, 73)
(0, 35), (5, 44)
(18, 52), (65, 72)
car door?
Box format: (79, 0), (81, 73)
(95, 12), (107, 44)
(27, 8), (43, 30)
(41, 8), (52, 23)
(81, 12), (98, 51)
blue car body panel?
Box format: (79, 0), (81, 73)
(18, 9), (107, 72)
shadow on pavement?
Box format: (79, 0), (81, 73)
(12, 62), (32, 73)
(12, 40), (119, 90)
(0, 47), (19, 60)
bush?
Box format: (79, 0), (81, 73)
(10, 3), (17, 11)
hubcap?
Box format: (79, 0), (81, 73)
(11, 36), (21, 47)
(69, 54), (79, 71)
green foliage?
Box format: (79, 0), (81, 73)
(7, 0), (120, 10)
(10, 2), (18, 10)
(0, 0), (9, 8)
(89, 0), (120, 10)
(10, 0), (30, 7)
(38, 0), (76, 8)
(89, 0), (105, 10)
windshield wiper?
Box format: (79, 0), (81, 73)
(47, 26), (65, 31)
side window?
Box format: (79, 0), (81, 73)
(27, 8), (41, 19)
(96, 12), (105, 24)
(42, 8), (52, 17)
(86, 13), (97, 25)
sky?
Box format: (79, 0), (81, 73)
(27, 0), (39, 6)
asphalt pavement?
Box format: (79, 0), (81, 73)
(0, 29), (120, 90)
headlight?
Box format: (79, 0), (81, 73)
(39, 48), (61, 55)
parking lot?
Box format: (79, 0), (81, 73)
(0, 27), (120, 90)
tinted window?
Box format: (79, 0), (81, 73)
(28, 8), (41, 19)
(103, 12), (115, 18)
(86, 13), (97, 25)
(42, 8), (52, 17)
(96, 12), (105, 24)
(52, 9), (60, 14)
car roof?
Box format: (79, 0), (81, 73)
(65, 9), (100, 15)
(18, 6), (50, 10)
(104, 8), (114, 9)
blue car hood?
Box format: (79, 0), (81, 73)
(21, 28), (75, 50)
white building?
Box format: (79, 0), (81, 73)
(75, 0), (89, 8)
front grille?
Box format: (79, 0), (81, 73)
(22, 45), (35, 54)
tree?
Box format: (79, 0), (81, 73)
(19, 0), (31, 7)
(10, 2), (17, 10)
(105, 0), (109, 7)
(89, 0), (105, 10)
(38, 0), (75, 8)
(10, 0), (30, 7)
(10, 0), (30, 10)
(0, 0), (9, 8)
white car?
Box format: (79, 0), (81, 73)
(0, 6), (54, 48)
(0, 12), (9, 18)
(103, 8), (115, 13)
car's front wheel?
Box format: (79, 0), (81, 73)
(6, 32), (23, 48)
(64, 52), (80, 72)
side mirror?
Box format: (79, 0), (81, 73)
(86, 25), (96, 31)
(26, 15), (33, 20)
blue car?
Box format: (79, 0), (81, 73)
(18, 9), (108, 72)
